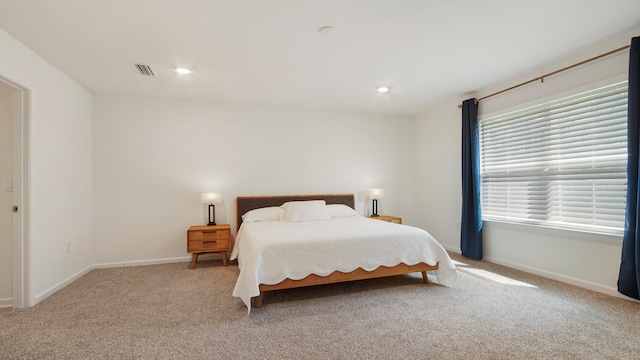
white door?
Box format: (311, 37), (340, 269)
(0, 81), (13, 309)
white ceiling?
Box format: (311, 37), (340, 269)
(1, 0), (639, 116)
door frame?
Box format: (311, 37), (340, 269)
(1, 76), (30, 308)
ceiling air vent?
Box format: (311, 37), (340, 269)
(134, 63), (155, 76)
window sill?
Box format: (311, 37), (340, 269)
(482, 218), (623, 245)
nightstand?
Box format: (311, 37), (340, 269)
(187, 224), (232, 269)
(369, 215), (402, 224)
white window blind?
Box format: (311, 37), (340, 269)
(479, 81), (628, 234)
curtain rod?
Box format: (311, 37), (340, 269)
(457, 44), (631, 109)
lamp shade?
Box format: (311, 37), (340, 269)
(201, 192), (222, 204)
(368, 188), (384, 199)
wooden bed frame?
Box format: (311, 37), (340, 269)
(236, 194), (439, 308)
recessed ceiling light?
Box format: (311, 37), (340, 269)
(175, 67), (191, 75)
(318, 26), (335, 36)
(377, 86), (390, 93)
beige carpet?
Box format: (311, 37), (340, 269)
(1, 253), (639, 359)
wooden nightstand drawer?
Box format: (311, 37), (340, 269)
(188, 228), (228, 241)
(188, 237), (230, 252)
(369, 215), (402, 224)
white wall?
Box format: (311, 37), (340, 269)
(92, 95), (416, 265)
(415, 26), (640, 298)
(414, 96), (462, 250)
(0, 29), (93, 306)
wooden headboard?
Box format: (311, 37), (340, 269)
(236, 193), (355, 231)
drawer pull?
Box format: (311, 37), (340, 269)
(203, 240), (217, 243)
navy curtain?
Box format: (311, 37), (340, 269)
(461, 98), (483, 260)
(619, 36), (640, 300)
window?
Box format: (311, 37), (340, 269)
(479, 81), (628, 234)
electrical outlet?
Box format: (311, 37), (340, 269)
(66, 242), (71, 253)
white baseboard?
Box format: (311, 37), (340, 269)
(442, 245), (639, 302)
(33, 255), (219, 306)
(485, 256), (640, 303)
(32, 250), (638, 307)
(0, 297), (13, 310)
(442, 245), (461, 254)
(35, 264), (93, 304)
(93, 256), (191, 269)
(483, 255), (618, 295)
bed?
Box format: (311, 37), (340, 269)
(230, 194), (457, 311)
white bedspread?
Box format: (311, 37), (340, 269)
(230, 216), (457, 311)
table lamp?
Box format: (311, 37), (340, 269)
(201, 192), (222, 226)
(368, 188), (384, 217)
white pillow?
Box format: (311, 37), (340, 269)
(327, 204), (359, 218)
(280, 200), (331, 222)
(242, 207), (284, 222)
